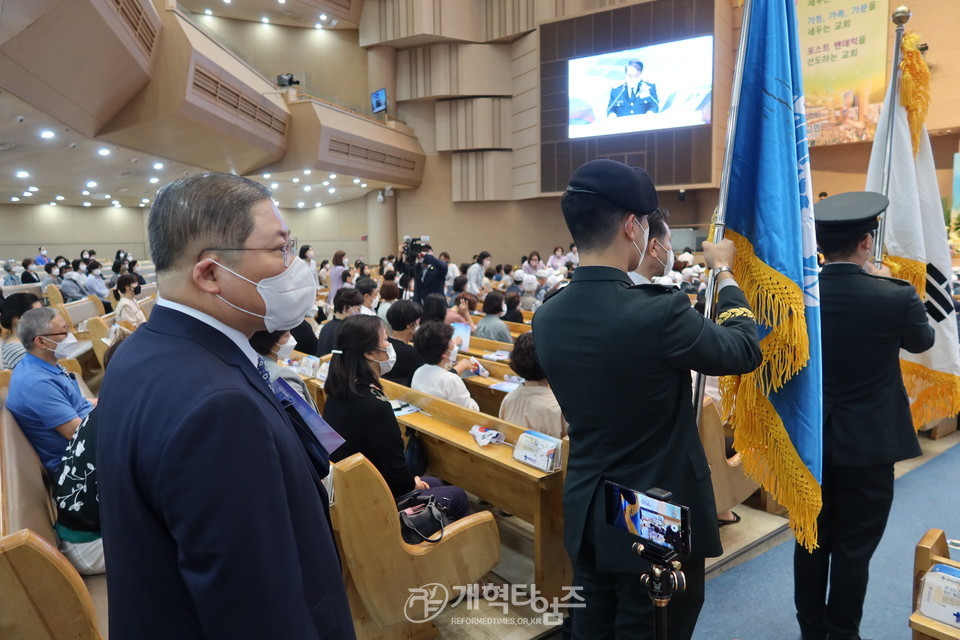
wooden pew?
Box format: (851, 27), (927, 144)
(135, 282), (157, 301)
(0, 400), (107, 637)
(457, 355), (518, 417)
(698, 398), (759, 514)
(462, 336), (513, 360)
(138, 295), (157, 320)
(57, 296), (105, 335)
(376, 378), (571, 600)
(59, 358), (95, 400)
(502, 320), (533, 337)
(910, 529), (960, 639)
(520, 309), (535, 324)
(0, 369), (10, 394)
(0, 529), (102, 640)
(330, 453), (500, 639)
(87, 314), (120, 367)
(2, 282), (43, 299)
(46, 284), (64, 307)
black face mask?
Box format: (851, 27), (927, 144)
(134, 285), (142, 296)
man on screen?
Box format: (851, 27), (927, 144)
(607, 60), (659, 117)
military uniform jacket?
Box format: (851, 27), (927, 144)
(818, 262), (934, 467)
(533, 267), (761, 570)
(607, 82), (659, 117)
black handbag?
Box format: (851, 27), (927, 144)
(404, 428), (428, 476)
(397, 491), (453, 544)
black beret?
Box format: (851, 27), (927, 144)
(566, 159), (659, 216)
(814, 191), (888, 228)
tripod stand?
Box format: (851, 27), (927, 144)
(632, 541), (686, 640)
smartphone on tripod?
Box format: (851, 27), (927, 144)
(604, 481), (691, 556)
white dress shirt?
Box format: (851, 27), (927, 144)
(156, 298), (260, 369)
(411, 364), (479, 411)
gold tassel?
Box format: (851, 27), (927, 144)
(715, 230), (822, 551)
(901, 361), (960, 429)
(900, 32), (930, 157)
(885, 255), (927, 299)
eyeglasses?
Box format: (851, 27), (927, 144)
(38, 332), (68, 338)
(201, 237), (299, 267)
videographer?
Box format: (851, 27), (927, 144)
(408, 243), (446, 304)
(533, 159), (762, 640)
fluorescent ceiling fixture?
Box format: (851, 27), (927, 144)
(27, 186), (38, 192)
(292, 177), (300, 183)
(98, 148), (110, 156)
(270, 182), (279, 189)
(83, 202), (91, 207)
(149, 177), (159, 184)
(86, 181), (97, 188)
(263, 173), (271, 178)
(297, 202), (305, 208)
(153, 162), (164, 170)
(40, 130), (55, 139)
(55, 195), (64, 201)
(15, 170), (28, 178)
(10, 197), (19, 202)
(261, 16), (269, 23)
(328, 187), (335, 194)
(303, 169), (312, 175)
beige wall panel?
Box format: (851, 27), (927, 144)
(511, 31), (539, 200)
(0, 0), (60, 47)
(100, 10), (289, 175)
(483, 0), (538, 42)
(360, 0), (483, 48)
(0, 204), (147, 261)
(396, 154), (569, 263)
(435, 98), (512, 151)
(281, 199), (369, 262)
(193, 16), (370, 111)
(0, 0), (158, 137)
(398, 101), (439, 153)
(397, 44), (512, 101)
(513, 125), (538, 149)
(451, 151), (514, 201)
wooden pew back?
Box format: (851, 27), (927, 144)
(139, 295), (157, 320)
(0, 529), (102, 640)
(46, 284), (64, 307)
(910, 528), (960, 639)
(462, 335), (513, 359)
(0, 401), (57, 545)
(698, 398), (758, 513)
(502, 320), (533, 336)
(136, 283), (157, 301)
(1, 283), (43, 299)
(58, 296), (105, 332)
(86, 315), (119, 367)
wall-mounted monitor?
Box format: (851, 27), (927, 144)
(370, 88), (387, 114)
(567, 35), (714, 140)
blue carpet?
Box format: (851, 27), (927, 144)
(694, 442), (960, 640)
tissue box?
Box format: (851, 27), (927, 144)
(918, 563), (960, 629)
(297, 355), (320, 378)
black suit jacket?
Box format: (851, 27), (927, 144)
(97, 306), (354, 640)
(818, 263), (934, 467)
(607, 82), (659, 116)
(533, 267), (761, 569)
(415, 254), (448, 303)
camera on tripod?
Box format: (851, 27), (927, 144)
(401, 235), (431, 266)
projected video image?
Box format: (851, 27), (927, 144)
(568, 35), (714, 139)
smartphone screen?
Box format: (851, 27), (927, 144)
(604, 481), (691, 556)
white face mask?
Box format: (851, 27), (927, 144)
(342, 257), (349, 266)
(52, 268), (60, 277)
(275, 335), (298, 361)
(631, 218), (650, 269)
(372, 342), (396, 375)
(57, 261), (66, 268)
(82, 253), (89, 259)
(93, 268), (102, 276)
(41, 250), (47, 256)
(371, 295), (380, 308)
(306, 251), (314, 260)
(209, 256), (318, 332)
(28, 264), (37, 272)
(14, 266), (24, 274)
(79, 263), (87, 273)
(654, 240), (674, 278)
(43, 332), (79, 359)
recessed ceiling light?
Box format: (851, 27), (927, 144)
(49, 202), (57, 206)
(303, 169), (312, 175)
(329, 173), (336, 179)
(82, 190), (90, 195)
(297, 202), (305, 208)
(222, 0), (230, 3)
(10, 197), (19, 202)
(263, 173), (271, 178)
(113, 203), (121, 208)
(139, 203), (146, 207)
(103, 194), (111, 199)
(278, 0), (285, 4)
(27, 186), (38, 192)
(360, 183), (367, 188)
(40, 130), (55, 139)
(98, 148), (110, 156)
(149, 177), (159, 184)
(112, 200), (119, 205)
(322, 181), (329, 186)
(320, 14), (327, 20)
(328, 187), (335, 194)
(141, 198), (150, 203)
(83, 202), (91, 207)
(353, 178), (360, 184)
(153, 162), (164, 170)
(22, 191), (32, 197)
(15, 170), (28, 178)
(86, 181), (97, 188)
(55, 195), (64, 201)
(315, 23), (322, 29)
(261, 16), (269, 23)
(314, 202), (322, 207)
(204, 8), (212, 15)
(270, 182), (279, 189)
(292, 177), (300, 183)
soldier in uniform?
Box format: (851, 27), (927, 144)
(533, 158), (762, 639)
(794, 192), (934, 640)
(607, 60), (659, 117)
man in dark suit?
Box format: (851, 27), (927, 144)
(96, 173), (355, 640)
(533, 159), (762, 640)
(414, 244), (448, 303)
(794, 192), (934, 640)
(607, 59), (659, 117)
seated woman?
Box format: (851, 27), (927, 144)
(84, 260), (113, 312)
(20, 258), (40, 284)
(324, 315), (468, 518)
(113, 274), (147, 328)
(420, 293), (449, 325)
(127, 260), (147, 286)
(377, 280), (401, 322)
(383, 299), (425, 387)
(249, 329), (317, 410)
(317, 287), (364, 357)
(501, 291), (523, 324)
(0, 293), (42, 369)
(474, 291), (513, 344)
(40, 262), (62, 290)
(444, 292), (477, 331)
(411, 321), (479, 411)
(499, 332), (567, 439)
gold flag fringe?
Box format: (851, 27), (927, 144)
(901, 360), (960, 430)
(886, 255), (927, 299)
(715, 230), (822, 551)
(899, 32), (930, 157)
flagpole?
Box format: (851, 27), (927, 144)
(693, 0), (754, 424)
(873, 5), (912, 267)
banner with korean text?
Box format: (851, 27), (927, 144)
(798, 0), (889, 146)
